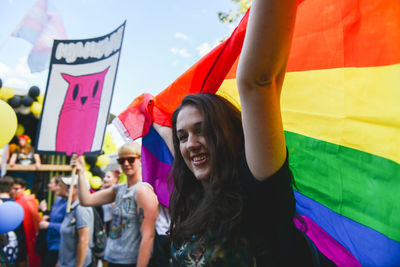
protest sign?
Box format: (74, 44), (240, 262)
(36, 22), (125, 156)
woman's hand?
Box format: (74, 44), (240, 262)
(39, 200), (47, 212)
(70, 155), (85, 173)
(39, 215), (50, 229)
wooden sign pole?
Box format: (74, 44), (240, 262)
(66, 164), (77, 213)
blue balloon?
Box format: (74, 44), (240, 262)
(0, 201), (24, 234)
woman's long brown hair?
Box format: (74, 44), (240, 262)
(169, 93), (245, 246)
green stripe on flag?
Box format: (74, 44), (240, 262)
(285, 131), (400, 242)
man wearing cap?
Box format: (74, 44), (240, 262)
(59, 176), (93, 267)
(71, 142), (158, 267)
(11, 177), (41, 267)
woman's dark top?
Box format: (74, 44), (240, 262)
(172, 154), (299, 266)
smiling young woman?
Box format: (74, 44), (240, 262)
(166, 0), (336, 266)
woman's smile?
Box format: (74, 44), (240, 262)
(176, 105), (211, 185)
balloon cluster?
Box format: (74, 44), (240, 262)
(83, 154), (110, 190)
(0, 79), (44, 119)
(9, 86), (43, 118)
(0, 79), (45, 140)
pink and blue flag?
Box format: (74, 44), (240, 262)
(12, 0), (67, 73)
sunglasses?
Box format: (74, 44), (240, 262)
(117, 157), (138, 165)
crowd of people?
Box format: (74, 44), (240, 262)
(1, 141), (172, 267)
(0, 0), (337, 266)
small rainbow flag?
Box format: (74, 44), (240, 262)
(115, 0), (400, 265)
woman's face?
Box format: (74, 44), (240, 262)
(55, 183), (66, 197)
(103, 171), (118, 189)
(48, 178), (56, 193)
(19, 138), (27, 147)
(176, 105), (211, 186)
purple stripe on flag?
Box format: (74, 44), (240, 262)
(295, 191), (400, 266)
(141, 144), (173, 208)
(294, 215), (361, 267)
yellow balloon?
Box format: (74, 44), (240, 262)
(90, 176), (103, 190)
(0, 100), (17, 148)
(0, 87), (14, 100)
(119, 173), (127, 184)
(30, 101), (42, 115)
(84, 171), (93, 180)
(37, 93), (45, 104)
(102, 132), (118, 154)
(15, 124), (25, 136)
(96, 154), (110, 167)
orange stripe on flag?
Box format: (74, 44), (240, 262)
(287, 0), (400, 71)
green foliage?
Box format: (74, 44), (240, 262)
(218, 0), (251, 23)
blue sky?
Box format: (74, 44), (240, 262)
(0, 0), (240, 115)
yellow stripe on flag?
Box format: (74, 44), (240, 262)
(217, 64), (400, 164)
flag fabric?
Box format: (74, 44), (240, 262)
(141, 125), (174, 208)
(12, 0), (67, 73)
(15, 193), (42, 267)
(115, 0), (400, 266)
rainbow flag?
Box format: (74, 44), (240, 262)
(115, 0), (400, 265)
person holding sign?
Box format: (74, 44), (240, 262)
(71, 142), (158, 267)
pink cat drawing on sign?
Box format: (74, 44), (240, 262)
(56, 67), (109, 155)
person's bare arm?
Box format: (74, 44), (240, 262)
(33, 153), (41, 168)
(9, 153), (17, 166)
(152, 122), (174, 156)
(71, 155), (116, 206)
(76, 226), (90, 267)
(135, 184), (159, 267)
(237, 0), (298, 180)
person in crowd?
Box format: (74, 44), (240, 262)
(11, 178), (41, 267)
(38, 176), (68, 267)
(0, 177), (20, 265)
(39, 176), (61, 215)
(158, 0), (337, 266)
(102, 170), (120, 190)
(48, 176), (58, 194)
(38, 176), (59, 214)
(71, 142), (159, 267)
(8, 135), (41, 190)
(59, 176), (93, 267)
(35, 176), (58, 261)
(149, 205), (171, 267)
(100, 170), (120, 235)
(0, 176), (14, 202)
(0, 227), (18, 267)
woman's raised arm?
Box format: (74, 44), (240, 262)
(237, 0), (297, 180)
(71, 155), (116, 206)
